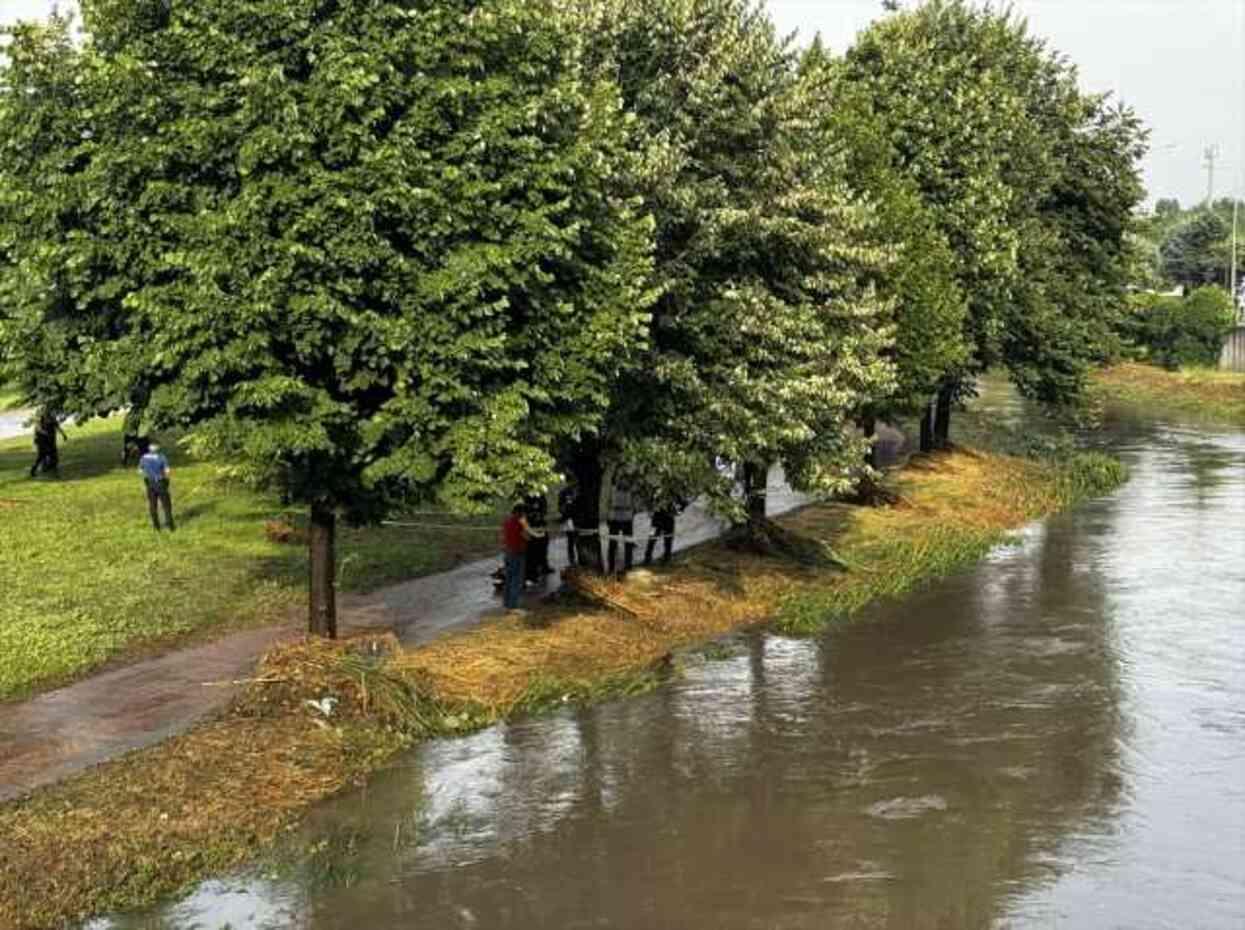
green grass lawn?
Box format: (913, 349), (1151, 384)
(0, 418), (505, 701)
(0, 385), (21, 411)
(1093, 362), (1245, 426)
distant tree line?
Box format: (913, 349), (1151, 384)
(1118, 288), (1238, 370)
(1140, 197), (1244, 294)
(0, 0), (1147, 634)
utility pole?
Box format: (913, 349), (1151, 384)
(1204, 145), (1221, 207)
(1234, 2), (1245, 319)
(1237, 2), (1245, 319)
(1232, 195), (1240, 316)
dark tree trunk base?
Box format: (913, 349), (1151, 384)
(308, 503), (337, 639)
(860, 413), (880, 471)
(919, 398), (936, 453)
(570, 445), (605, 574)
(723, 517), (848, 570)
(742, 461), (768, 525)
(844, 476), (902, 508)
(934, 383), (954, 450)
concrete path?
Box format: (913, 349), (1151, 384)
(0, 469), (818, 803)
(0, 408), (32, 443)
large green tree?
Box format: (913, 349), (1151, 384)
(0, 14), (131, 443)
(1004, 82), (1147, 405)
(567, 0), (894, 550)
(64, 0), (656, 634)
(1160, 211), (1236, 292)
(841, 0), (1146, 441)
(800, 42), (968, 464)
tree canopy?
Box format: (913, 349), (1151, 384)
(840, 0), (1147, 424)
(0, 0), (1150, 634)
(19, 0), (659, 632)
(570, 0), (894, 523)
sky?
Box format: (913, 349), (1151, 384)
(2, 0), (1243, 205)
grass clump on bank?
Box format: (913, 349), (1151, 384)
(774, 449), (1124, 634)
(0, 419), (504, 701)
(1093, 362), (1245, 426)
(0, 446), (1128, 930)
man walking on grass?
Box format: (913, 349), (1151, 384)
(139, 443), (175, 532)
(29, 411), (67, 478)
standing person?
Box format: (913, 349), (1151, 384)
(29, 411), (66, 478)
(607, 479), (635, 576)
(645, 498), (686, 566)
(557, 480), (579, 567)
(524, 493), (553, 582)
(500, 504), (532, 611)
(138, 442), (176, 531)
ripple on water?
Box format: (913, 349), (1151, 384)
(866, 795), (949, 820)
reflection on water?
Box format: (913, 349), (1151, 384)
(91, 420), (1245, 930)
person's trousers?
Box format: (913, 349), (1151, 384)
(607, 519), (635, 574)
(503, 552), (526, 609)
(145, 479), (175, 531)
(564, 526), (578, 566)
(30, 448), (57, 477)
(526, 535), (550, 581)
(645, 519), (675, 565)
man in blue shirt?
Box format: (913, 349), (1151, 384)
(138, 443), (175, 532)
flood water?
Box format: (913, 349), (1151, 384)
(93, 411), (1245, 929)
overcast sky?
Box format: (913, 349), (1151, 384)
(3, 0), (1243, 205)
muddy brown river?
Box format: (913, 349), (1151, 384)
(90, 411), (1245, 929)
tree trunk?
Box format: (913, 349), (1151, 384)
(860, 413), (879, 470)
(934, 383), (954, 449)
(308, 503), (337, 639)
(570, 446), (605, 573)
(919, 397), (936, 453)
(743, 461), (768, 525)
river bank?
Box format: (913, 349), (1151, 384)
(0, 446), (1126, 930)
(1094, 362), (1245, 425)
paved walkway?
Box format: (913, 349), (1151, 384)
(0, 408), (32, 443)
(0, 431), (908, 803)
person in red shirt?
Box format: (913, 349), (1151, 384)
(500, 504), (534, 611)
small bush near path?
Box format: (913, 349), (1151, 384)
(1093, 362), (1245, 426)
(0, 419), (504, 701)
(0, 446), (1128, 930)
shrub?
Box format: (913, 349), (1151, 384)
(1120, 287), (1236, 369)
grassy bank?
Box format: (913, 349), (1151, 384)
(0, 446), (1127, 930)
(0, 418), (504, 701)
(1093, 362), (1245, 426)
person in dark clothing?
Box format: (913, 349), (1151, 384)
(138, 443), (175, 531)
(557, 482), (579, 567)
(500, 504), (533, 611)
(607, 481), (635, 575)
(524, 493), (553, 582)
(122, 433), (150, 466)
(644, 496), (688, 566)
(645, 506), (676, 565)
(29, 412), (66, 478)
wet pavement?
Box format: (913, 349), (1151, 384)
(86, 415), (1245, 929)
(0, 628), (288, 801)
(0, 408), (31, 443)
